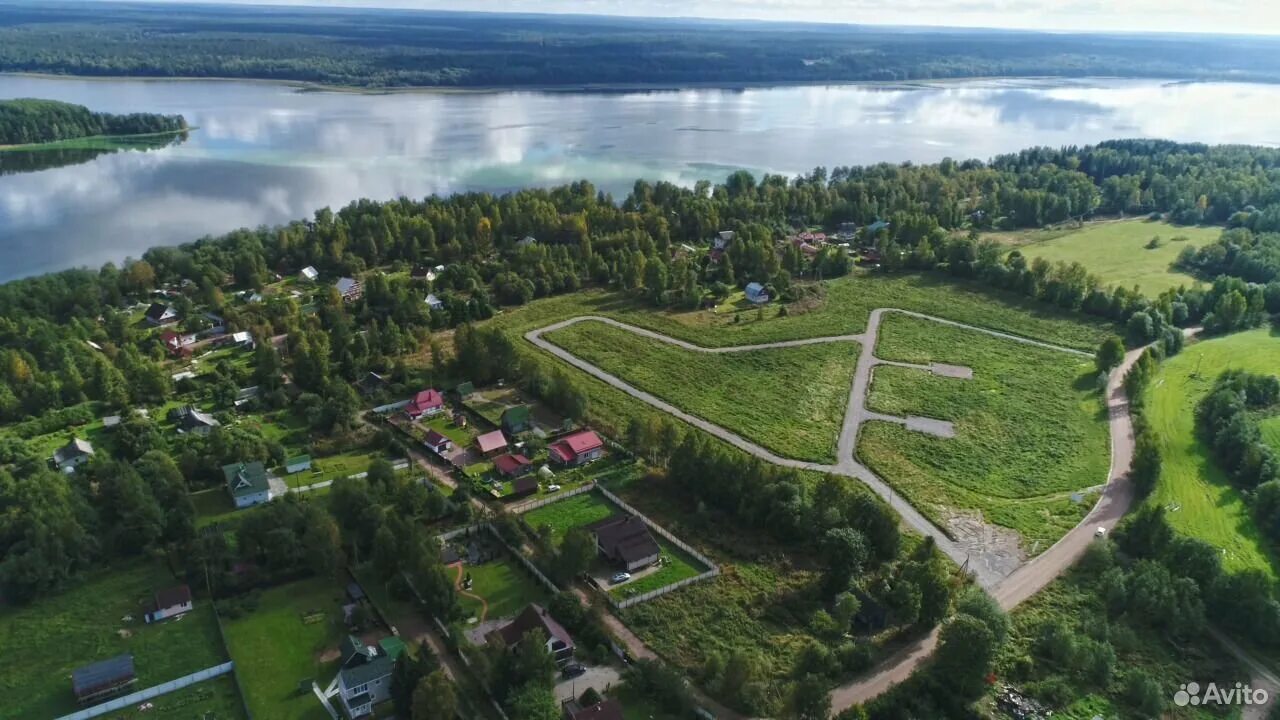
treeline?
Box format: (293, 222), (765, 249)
(1198, 371), (1280, 546)
(4, 3), (1280, 87)
(0, 98), (187, 146)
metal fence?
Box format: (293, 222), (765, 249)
(509, 482), (596, 514)
(55, 662), (235, 720)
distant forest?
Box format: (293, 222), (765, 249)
(0, 98), (187, 146)
(3, 1), (1280, 88)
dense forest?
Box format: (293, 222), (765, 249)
(3, 2), (1280, 87)
(0, 98), (187, 146)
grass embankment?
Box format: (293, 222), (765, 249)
(0, 561), (228, 719)
(222, 578), (345, 720)
(1146, 329), (1280, 578)
(858, 313), (1108, 550)
(989, 218), (1218, 296)
(543, 320), (858, 463)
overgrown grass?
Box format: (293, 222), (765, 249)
(1145, 329), (1280, 578)
(858, 313), (1108, 549)
(0, 560), (228, 719)
(544, 320), (858, 463)
(100, 674), (247, 720)
(988, 218), (1218, 296)
(222, 578), (345, 720)
(522, 492), (617, 546)
(457, 559), (550, 622)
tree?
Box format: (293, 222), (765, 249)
(785, 675), (831, 720)
(412, 670), (457, 720)
(302, 512), (343, 577)
(933, 614), (997, 698)
(507, 682), (559, 720)
(1095, 335), (1125, 373)
(554, 527), (596, 584)
(821, 527), (868, 595)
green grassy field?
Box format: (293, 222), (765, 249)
(989, 218), (1219, 295)
(522, 491), (617, 546)
(544, 320), (859, 463)
(858, 313), (1108, 550)
(0, 561), (228, 719)
(1146, 329), (1280, 578)
(101, 674), (247, 720)
(192, 487), (242, 529)
(222, 578), (345, 720)
(457, 559), (550, 622)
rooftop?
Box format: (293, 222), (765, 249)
(476, 430), (508, 454)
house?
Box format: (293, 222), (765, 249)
(453, 411), (469, 428)
(228, 331), (255, 350)
(285, 455), (313, 474)
(404, 389), (445, 421)
(425, 293), (445, 311)
(52, 438), (94, 473)
(501, 405), (532, 435)
(72, 654), (136, 704)
(357, 372), (386, 396)
(170, 405), (220, 435)
(453, 381), (475, 400)
(144, 303), (178, 326)
(494, 453), (534, 478)
(549, 430), (604, 467)
(586, 514), (661, 571)
(335, 635), (405, 718)
(517, 235), (538, 247)
(744, 282), (770, 305)
(300, 266), (320, 282)
(424, 430), (452, 455)
(712, 230), (735, 250)
(336, 277), (363, 302)
(223, 461), (277, 508)
(102, 415), (123, 429)
(145, 585), (194, 623)
(836, 222), (859, 242)
(160, 331), (197, 357)
(234, 386), (261, 409)
(475, 430), (509, 458)
(564, 698), (626, 720)
(490, 604), (575, 666)
(410, 265), (433, 280)
(506, 475), (538, 499)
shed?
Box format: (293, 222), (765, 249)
(72, 654), (136, 703)
(285, 455), (313, 474)
(744, 282), (769, 304)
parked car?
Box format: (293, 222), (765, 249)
(561, 663), (587, 679)
(1094, 526), (1107, 538)
(546, 484), (562, 493)
(610, 572), (632, 584)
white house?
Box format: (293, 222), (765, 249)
(336, 636), (405, 718)
(52, 438), (94, 473)
(285, 455), (313, 474)
(425, 293), (445, 311)
(144, 585), (194, 623)
(144, 303), (179, 326)
(223, 461), (277, 509)
(300, 266), (319, 282)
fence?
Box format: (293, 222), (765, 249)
(436, 522), (561, 595)
(509, 482), (596, 514)
(55, 662), (235, 720)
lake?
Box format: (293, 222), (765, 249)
(2, 75), (1280, 282)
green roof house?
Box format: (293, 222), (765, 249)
(502, 405), (532, 435)
(223, 461), (276, 509)
(453, 381), (475, 399)
(336, 635), (405, 718)
(285, 455), (312, 475)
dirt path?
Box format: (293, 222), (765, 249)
(451, 561), (490, 622)
(527, 309), (1135, 713)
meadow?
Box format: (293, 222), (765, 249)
(989, 218), (1218, 295)
(1145, 329), (1280, 578)
(0, 561), (228, 719)
(522, 491), (618, 547)
(858, 313), (1108, 550)
(222, 578), (346, 720)
(100, 674), (247, 720)
(543, 320), (859, 463)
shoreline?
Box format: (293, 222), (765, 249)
(0, 128), (193, 153)
(0, 71), (1204, 96)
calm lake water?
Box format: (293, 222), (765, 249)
(3, 75), (1280, 282)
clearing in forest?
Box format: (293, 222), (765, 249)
(857, 313), (1109, 554)
(990, 218), (1219, 295)
(1145, 329), (1280, 578)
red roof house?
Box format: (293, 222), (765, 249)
(475, 430), (509, 457)
(423, 429), (452, 455)
(404, 389), (445, 421)
(549, 430), (605, 466)
(494, 453), (533, 477)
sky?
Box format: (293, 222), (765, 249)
(104, 0), (1280, 36)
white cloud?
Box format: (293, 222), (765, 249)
(106, 0), (1280, 35)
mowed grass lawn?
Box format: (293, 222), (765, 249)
(544, 320), (859, 463)
(1146, 329), (1280, 578)
(522, 491), (616, 546)
(0, 561), (228, 719)
(609, 537), (707, 600)
(457, 559), (550, 622)
(858, 313), (1108, 550)
(222, 578), (346, 720)
(989, 218), (1218, 295)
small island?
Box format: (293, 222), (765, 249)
(0, 98), (188, 150)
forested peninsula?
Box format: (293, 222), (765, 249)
(0, 98), (187, 147)
(3, 1), (1280, 88)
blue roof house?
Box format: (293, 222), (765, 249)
(744, 282), (770, 305)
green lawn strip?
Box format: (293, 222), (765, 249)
(283, 449), (378, 489)
(0, 560), (227, 719)
(997, 566), (1246, 720)
(608, 537), (706, 601)
(192, 487), (242, 529)
(457, 559), (550, 622)
(989, 218), (1218, 296)
(99, 673), (247, 720)
(422, 414), (476, 446)
(222, 578), (346, 720)
(1146, 329), (1280, 578)
(486, 272), (1114, 351)
(522, 492), (617, 546)
(544, 320), (858, 463)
